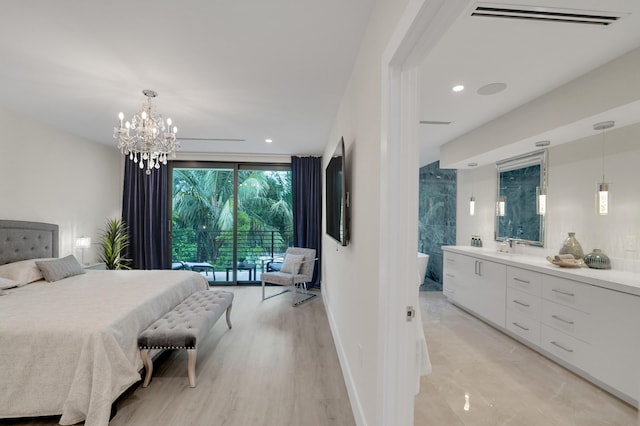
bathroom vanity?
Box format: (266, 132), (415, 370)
(442, 245), (640, 407)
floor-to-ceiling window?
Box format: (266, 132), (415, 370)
(169, 162), (292, 285)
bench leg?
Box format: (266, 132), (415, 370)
(187, 348), (197, 388)
(140, 349), (153, 388)
(226, 304), (233, 329)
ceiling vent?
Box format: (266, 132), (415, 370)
(420, 120), (452, 125)
(471, 3), (625, 26)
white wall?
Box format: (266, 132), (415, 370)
(457, 122), (640, 272)
(320, 0), (410, 424)
(0, 106), (122, 263)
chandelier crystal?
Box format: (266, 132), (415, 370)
(113, 89), (179, 175)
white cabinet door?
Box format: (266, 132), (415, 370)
(473, 259), (507, 327)
(588, 286), (640, 403)
(443, 252), (506, 327)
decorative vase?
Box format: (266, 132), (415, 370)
(584, 249), (611, 269)
(559, 232), (584, 259)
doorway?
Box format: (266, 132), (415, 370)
(169, 161), (292, 284)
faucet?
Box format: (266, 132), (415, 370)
(506, 238), (526, 253)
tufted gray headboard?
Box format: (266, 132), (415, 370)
(0, 220), (59, 266)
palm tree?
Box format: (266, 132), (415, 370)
(172, 168), (293, 267)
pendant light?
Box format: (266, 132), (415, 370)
(593, 121), (614, 215)
(496, 196), (506, 217)
(468, 162), (477, 216)
(536, 187), (547, 216)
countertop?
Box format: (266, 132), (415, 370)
(442, 245), (640, 297)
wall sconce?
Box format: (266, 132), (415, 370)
(496, 196), (506, 217)
(469, 195), (476, 216)
(593, 121), (614, 216)
(75, 237), (91, 265)
(536, 187), (547, 216)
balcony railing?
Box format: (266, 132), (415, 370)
(171, 228), (293, 275)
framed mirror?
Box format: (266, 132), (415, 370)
(495, 150), (547, 247)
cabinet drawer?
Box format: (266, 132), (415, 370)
(507, 267), (542, 296)
(506, 287), (541, 321)
(443, 271), (460, 303)
(506, 309), (540, 346)
(541, 324), (592, 371)
(542, 300), (591, 343)
(542, 275), (594, 313)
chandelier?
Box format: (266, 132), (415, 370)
(113, 89), (179, 174)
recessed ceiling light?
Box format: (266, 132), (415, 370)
(535, 140), (550, 147)
(265, 139), (273, 143)
(477, 82), (507, 96)
(467, 162), (478, 167)
(452, 85), (465, 92)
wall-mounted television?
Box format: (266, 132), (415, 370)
(326, 137), (350, 246)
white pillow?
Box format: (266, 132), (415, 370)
(36, 255), (86, 282)
(0, 258), (52, 286)
(280, 254), (305, 274)
(0, 276), (19, 290)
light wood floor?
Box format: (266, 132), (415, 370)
(415, 292), (639, 426)
(6, 289), (639, 426)
(2, 286), (355, 426)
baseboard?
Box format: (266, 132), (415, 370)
(322, 289), (367, 426)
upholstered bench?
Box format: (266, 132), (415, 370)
(138, 289), (234, 388)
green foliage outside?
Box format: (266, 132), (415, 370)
(171, 168), (293, 269)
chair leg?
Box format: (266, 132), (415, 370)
(140, 349), (153, 388)
(187, 348), (197, 388)
(226, 304), (233, 329)
(292, 281), (317, 306)
(262, 279), (290, 301)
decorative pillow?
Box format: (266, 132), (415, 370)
(0, 258), (52, 286)
(280, 254), (305, 274)
(36, 255), (86, 282)
(0, 277), (19, 290)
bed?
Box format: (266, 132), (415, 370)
(0, 220), (208, 425)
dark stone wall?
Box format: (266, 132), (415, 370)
(418, 161), (456, 291)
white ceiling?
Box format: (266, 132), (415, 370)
(0, 0), (376, 157)
(418, 0), (640, 166)
(1, 1), (640, 164)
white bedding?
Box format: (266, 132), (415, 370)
(0, 269), (208, 426)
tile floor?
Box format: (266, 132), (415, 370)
(415, 292), (639, 426)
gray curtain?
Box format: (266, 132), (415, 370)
(291, 156), (322, 287)
(122, 159), (169, 270)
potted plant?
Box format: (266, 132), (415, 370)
(98, 218), (131, 270)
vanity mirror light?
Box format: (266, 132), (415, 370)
(495, 150), (547, 247)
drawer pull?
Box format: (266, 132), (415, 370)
(550, 341), (574, 353)
(446, 273), (455, 278)
(513, 300), (530, 308)
(513, 277), (530, 284)
(552, 288), (575, 297)
(551, 314), (575, 325)
(512, 322), (529, 331)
